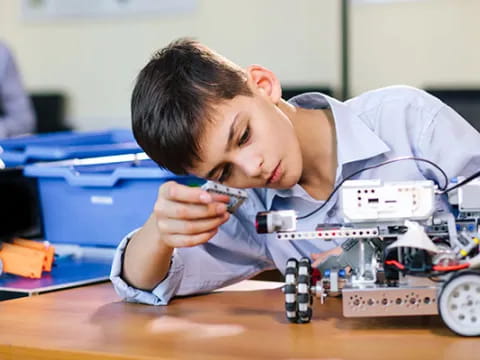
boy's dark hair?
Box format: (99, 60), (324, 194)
(131, 38), (252, 175)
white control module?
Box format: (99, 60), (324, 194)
(340, 179), (436, 223)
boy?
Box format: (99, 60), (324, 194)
(0, 41), (35, 138)
(110, 38), (480, 305)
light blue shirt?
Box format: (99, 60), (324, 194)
(110, 85), (480, 305)
(0, 42), (35, 138)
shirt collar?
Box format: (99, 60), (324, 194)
(264, 92), (391, 210)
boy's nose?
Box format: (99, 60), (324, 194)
(235, 152), (263, 178)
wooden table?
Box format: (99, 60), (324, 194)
(0, 281), (477, 360)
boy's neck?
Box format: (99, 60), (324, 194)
(279, 100), (337, 200)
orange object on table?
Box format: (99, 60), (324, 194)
(13, 238), (55, 272)
(0, 239), (55, 278)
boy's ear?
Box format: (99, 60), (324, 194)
(246, 65), (282, 104)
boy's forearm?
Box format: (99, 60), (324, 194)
(122, 214), (174, 291)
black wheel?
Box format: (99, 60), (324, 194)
(284, 257), (313, 323)
(284, 258), (298, 323)
(438, 271), (480, 337)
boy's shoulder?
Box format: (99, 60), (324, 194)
(0, 42), (13, 66)
(0, 42), (7, 57)
(347, 85), (445, 115)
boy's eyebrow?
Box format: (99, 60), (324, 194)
(204, 113), (240, 179)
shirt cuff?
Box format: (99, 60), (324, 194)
(109, 229), (185, 305)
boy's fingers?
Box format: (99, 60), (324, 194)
(160, 181), (207, 202)
(312, 258), (322, 268)
(209, 192), (231, 203)
(157, 213), (230, 235)
(164, 229), (219, 248)
(155, 199), (228, 219)
(311, 247), (343, 268)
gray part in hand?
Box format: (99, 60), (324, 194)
(201, 181), (248, 213)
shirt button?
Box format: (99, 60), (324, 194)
(327, 208), (336, 217)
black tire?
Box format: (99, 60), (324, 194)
(284, 257), (313, 323)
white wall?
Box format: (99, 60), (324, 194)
(0, 0), (340, 130)
(351, 0), (480, 94)
(2, 0), (479, 131)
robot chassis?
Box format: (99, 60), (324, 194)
(254, 178), (480, 337)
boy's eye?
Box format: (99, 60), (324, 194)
(238, 125), (250, 146)
(217, 124), (249, 183)
(218, 164), (232, 183)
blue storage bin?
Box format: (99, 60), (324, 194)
(0, 129), (141, 167)
(24, 154), (204, 247)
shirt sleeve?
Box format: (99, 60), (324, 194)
(110, 212), (274, 305)
(0, 44), (35, 138)
(109, 228), (181, 305)
(416, 101), (480, 184)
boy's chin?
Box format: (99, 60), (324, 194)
(270, 179), (297, 190)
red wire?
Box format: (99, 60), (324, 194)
(433, 263), (470, 271)
(385, 260), (470, 272)
(385, 260), (405, 270)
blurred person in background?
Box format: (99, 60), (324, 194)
(0, 41), (35, 138)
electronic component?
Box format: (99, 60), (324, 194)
(256, 176), (480, 337)
(201, 181), (247, 213)
(341, 180), (436, 223)
(457, 231), (480, 258)
(274, 227), (379, 240)
(255, 210), (297, 233)
(457, 177), (480, 212)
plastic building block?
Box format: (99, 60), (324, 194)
(0, 239), (55, 278)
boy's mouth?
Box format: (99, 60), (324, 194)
(267, 162), (282, 185)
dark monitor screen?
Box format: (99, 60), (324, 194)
(425, 89), (480, 133)
(30, 92), (71, 133)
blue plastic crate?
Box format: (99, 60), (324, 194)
(0, 129), (141, 167)
(24, 154), (204, 247)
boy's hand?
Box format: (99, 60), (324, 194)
(154, 181), (231, 248)
(311, 246), (343, 268)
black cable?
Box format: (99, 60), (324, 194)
(440, 169), (480, 194)
(296, 156), (449, 220)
